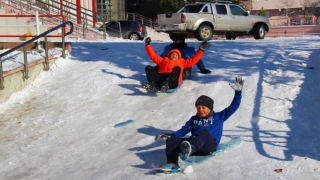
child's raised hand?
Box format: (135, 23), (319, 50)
(229, 76), (244, 91)
(199, 41), (210, 50)
(145, 37), (151, 45)
(155, 133), (173, 141)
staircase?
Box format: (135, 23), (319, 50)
(0, 0), (104, 41)
(0, 0), (162, 41)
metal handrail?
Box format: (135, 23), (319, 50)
(0, 20), (73, 90)
(13, 0), (105, 39)
(126, 13), (156, 28)
(19, 0), (103, 25)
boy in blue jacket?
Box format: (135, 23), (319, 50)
(157, 34), (211, 80)
(155, 76), (244, 173)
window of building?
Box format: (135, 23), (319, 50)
(97, 0), (113, 21)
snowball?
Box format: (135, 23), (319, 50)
(183, 165), (193, 174)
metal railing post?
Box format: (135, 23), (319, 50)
(62, 27), (66, 58)
(82, 17), (86, 39)
(28, 0), (31, 11)
(0, 21), (73, 90)
(23, 46), (29, 80)
(103, 21), (106, 39)
(44, 36), (49, 71)
(0, 58), (4, 90)
(20, 0), (22, 14)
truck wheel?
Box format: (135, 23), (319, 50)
(226, 35), (236, 40)
(253, 24), (265, 39)
(196, 24), (213, 41)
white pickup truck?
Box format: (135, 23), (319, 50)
(154, 1), (271, 41)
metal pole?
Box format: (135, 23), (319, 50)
(20, 0), (22, 14)
(44, 36), (49, 71)
(0, 58), (4, 90)
(103, 21), (106, 39)
(83, 20), (86, 39)
(60, 0), (63, 15)
(35, 11), (41, 50)
(40, 2), (44, 24)
(29, 0), (31, 11)
(23, 46), (29, 80)
(62, 27), (65, 58)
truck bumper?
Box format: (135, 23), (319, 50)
(154, 24), (187, 32)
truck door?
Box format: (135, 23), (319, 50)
(229, 5), (252, 31)
(214, 4), (230, 31)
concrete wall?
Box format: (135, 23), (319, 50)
(0, 2), (65, 42)
(0, 16), (62, 42)
(0, 56), (59, 103)
(243, 0), (317, 17)
(252, 0), (303, 10)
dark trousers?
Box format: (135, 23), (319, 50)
(165, 129), (217, 163)
(183, 68), (192, 80)
(145, 65), (181, 89)
(154, 66), (191, 80)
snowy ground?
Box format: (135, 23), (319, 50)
(0, 37), (319, 180)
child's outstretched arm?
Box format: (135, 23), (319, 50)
(171, 119), (193, 138)
(183, 41), (210, 68)
(218, 76), (244, 121)
(229, 76), (244, 92)
(145, 37), (163, 64)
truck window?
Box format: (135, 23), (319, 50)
(202, 6), (208, 13)
(216, 5), (227, 15)
(230, 5), (247, 16)
(184, 4), (203, 13)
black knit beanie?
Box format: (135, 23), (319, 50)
(195, 95), (214, 111)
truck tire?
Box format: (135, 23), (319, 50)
(196, 24), (213, 41)
(253, 24), (265, 39)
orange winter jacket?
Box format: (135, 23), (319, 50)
(145, 44), (204, 86)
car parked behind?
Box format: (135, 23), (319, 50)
(98, 20), (148, 40)
(154, 1), (271, 41)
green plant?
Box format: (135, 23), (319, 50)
(259, 7), (268, 17)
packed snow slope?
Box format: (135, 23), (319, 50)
(0, 37), (319, 180)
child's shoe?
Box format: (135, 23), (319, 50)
(179, 140), (194, 161)
(142, 82), (158, 92)
(200, 68), (211, 74)
(155, 162), (181, 174)
(159, 81), (169, 92)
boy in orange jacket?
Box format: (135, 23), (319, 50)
(142, 37), (210, 92)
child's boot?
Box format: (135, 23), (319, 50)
(142, 82), (152, 90)
(149, 81), (158, 92)
(142, 82), (158, 92)
(159, 81), (169, 92)
(179, 140), (194, 161)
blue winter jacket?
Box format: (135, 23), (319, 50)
(160, 44), (205, 70)
(172, 91), (242, 145)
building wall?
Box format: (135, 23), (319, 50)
(243, 0), (311, 17)
(251, 0), (304, 10)
(63, 0), (125, 23)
